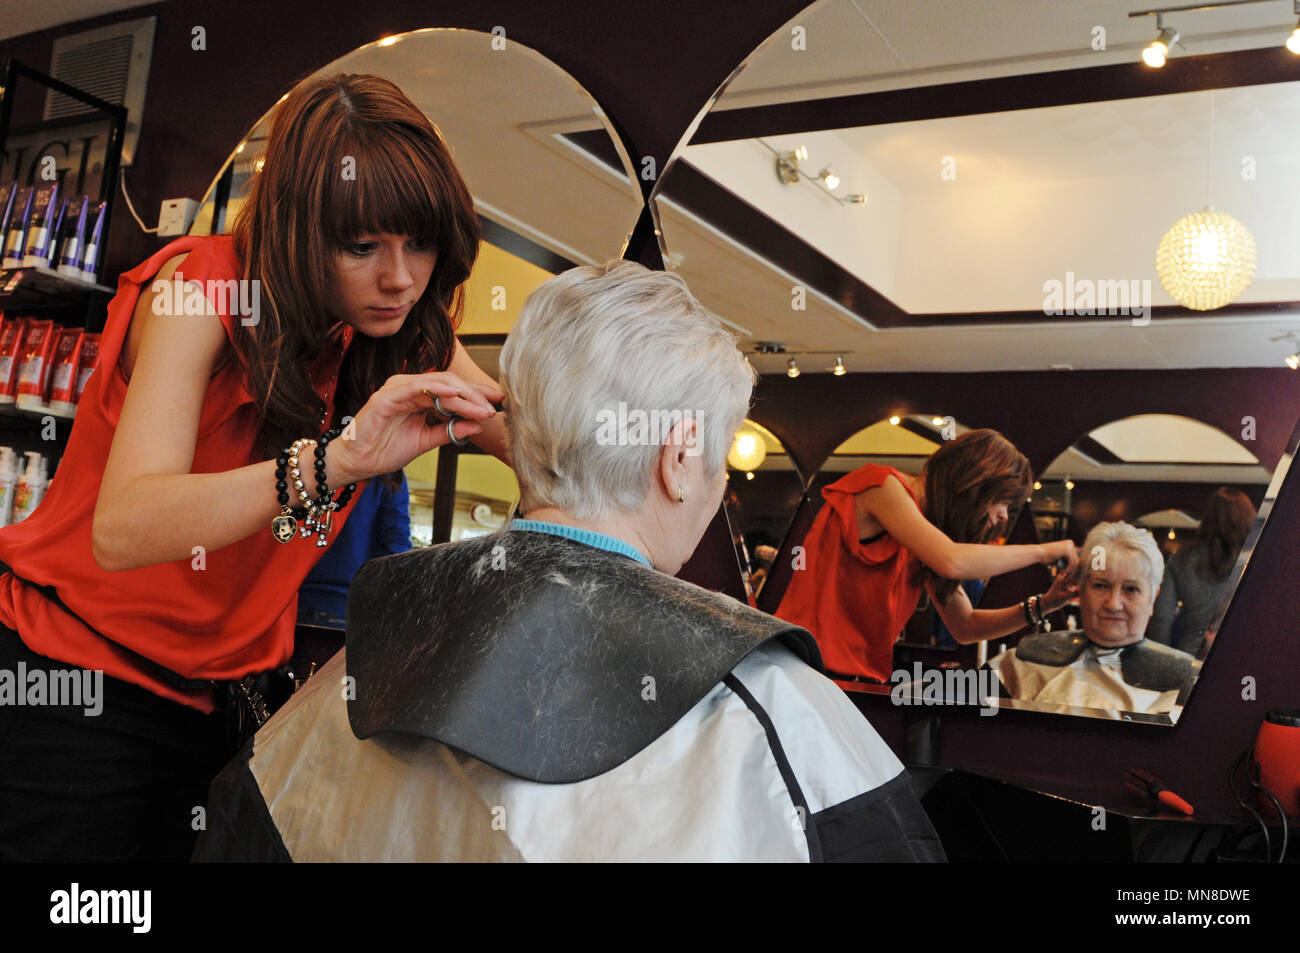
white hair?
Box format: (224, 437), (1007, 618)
(498, 259), (756, 519)
(1079, 521), (1164, 593)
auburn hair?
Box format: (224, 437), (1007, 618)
(229, 72), (481, 487)
(1195, 486), (1257, 579)
(914, 428), (1033, 604)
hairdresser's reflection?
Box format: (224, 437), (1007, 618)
(776, 431), (1078, 683)
(988, 521), (1196, 716)
(195, 261), (943, 862)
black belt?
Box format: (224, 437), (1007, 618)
(825, 669), (888, 685)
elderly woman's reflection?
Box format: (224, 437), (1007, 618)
(988, 522), (1196, 716)
(195, 260), (943, 862)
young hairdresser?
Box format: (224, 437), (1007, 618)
(0, 73), (507, 862)
(777, 429), (1079, 682)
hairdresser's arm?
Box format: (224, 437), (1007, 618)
(863, 474), (1075, 579)
(94, 263), (498, 572)
(928, 554), (1082, 645)
(449, 337), (511, 466)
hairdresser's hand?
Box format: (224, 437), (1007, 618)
(1040, 539), (1078, 566)
(326, 371), (503, 485)
(1042, 551), (1081, 613)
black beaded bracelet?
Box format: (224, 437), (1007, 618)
(269, 429), (358, 545)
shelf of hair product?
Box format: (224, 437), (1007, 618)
(0, 180), (113, 307)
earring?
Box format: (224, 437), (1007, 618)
(677, 485), (686, 503)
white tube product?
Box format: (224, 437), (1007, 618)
(0, 448), (16, 528)
(10, 450), (45, 524)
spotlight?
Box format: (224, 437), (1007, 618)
(786, 358), (800, 379)
(888, 415), (900, 426)
(1287, 352), (1300, 370)
(1143, 25), (1179, 68)
(1033, 481), (1042, 490)
(794, 145), (808, 161)
(1065, 480), (1075, 491)
(819, 168), (839, 190)
(833, 356), (846, 376)
(745, 471), (755, 481)
(1288, 23), (1300, 55)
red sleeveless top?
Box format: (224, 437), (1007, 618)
(0, 235), (367, 712)
(775, 465), (923, 682)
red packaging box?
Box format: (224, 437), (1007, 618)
(0, 317), (31, 404)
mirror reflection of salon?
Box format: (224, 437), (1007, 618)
(1030, 414), (1268, 661)
(722, 420), (801, 603)
(775, 415), (1075, 686)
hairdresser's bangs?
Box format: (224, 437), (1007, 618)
(321, 129), (450, 250)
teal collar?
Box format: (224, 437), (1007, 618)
(508, 519), (653, 569)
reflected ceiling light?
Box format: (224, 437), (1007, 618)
(833, 356), (846, 376)
(786, 358), (800, 379)
(728, 429), (768, 472)
(1156, 210), (1257, 310)
(1065, 479), (1075, 490)
(1287, 353), (1300, 370)
(746, 471), (755, 481)
(1168, 529), (1177, 540)
(252, 157), (265, 173)
(759, 138), (866, 208)
(1143, 25), (1180, 67)
(378, 34), (400, 47)
(235, 141), (246, 154)
(931, 416), (945, 426)
(889, 415), (901, 426)
(1274, 331), (1300, 369)
(1034, 481), (1042, 490)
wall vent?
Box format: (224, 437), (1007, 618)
(45, 15), (155, 165)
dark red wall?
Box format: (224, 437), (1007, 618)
(5, 0), (1298, 824)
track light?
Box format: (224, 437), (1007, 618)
(819, 168), (840, 190)
(833, 356), (846, 376)
(1143, 25), (1179, 67)
(786, 358), (800, 379)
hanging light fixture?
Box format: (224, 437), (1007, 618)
(1156, 210), (1257, 310)
(786, 358), (800, 379)
(833, 356), (846, 376)
(1155, 89), (1257, 311)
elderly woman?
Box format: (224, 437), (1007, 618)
(194, 260), (943, 862)
(987, 522), (1196, 716)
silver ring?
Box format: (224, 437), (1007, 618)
(446, 417), (468, 447)
(432, 394), (450, 419)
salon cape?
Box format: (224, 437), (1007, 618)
(987, 641), (1180, 717)
(193, 526), (944, 862)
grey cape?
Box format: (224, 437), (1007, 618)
(193, 529), (943, 862)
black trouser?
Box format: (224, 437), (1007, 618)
(0, 623), (236, 862)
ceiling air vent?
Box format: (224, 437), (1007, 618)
(44, 15), (156, 165)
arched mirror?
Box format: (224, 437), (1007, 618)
(650, 0), (1300, 727)
(998, 414), (1272, 723)
(189, 27), (644, 548)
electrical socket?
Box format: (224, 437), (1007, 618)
(158, 198), (200, 237)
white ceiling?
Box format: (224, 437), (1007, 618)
(656, 0), (1300, 372)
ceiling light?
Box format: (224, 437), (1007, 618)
(1288, 23), (1300, 54)
(378, 34), (400, 47)
(833, 356), (846, 376)
(931, 416), (945, 426)
(1034, 481), (1042, 490)
(786, 358), (800, 379)
(1143, 26), (1179, 67)
(889, 416), (900, 426)
(1156, 210), (1257, 310)
(819, 168), (839, 190)
(727, 429), (768, 472)
(794, 145), (808, 161)
(1287, 352), (1300, 370)
(1065, 480), (1075, 491)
